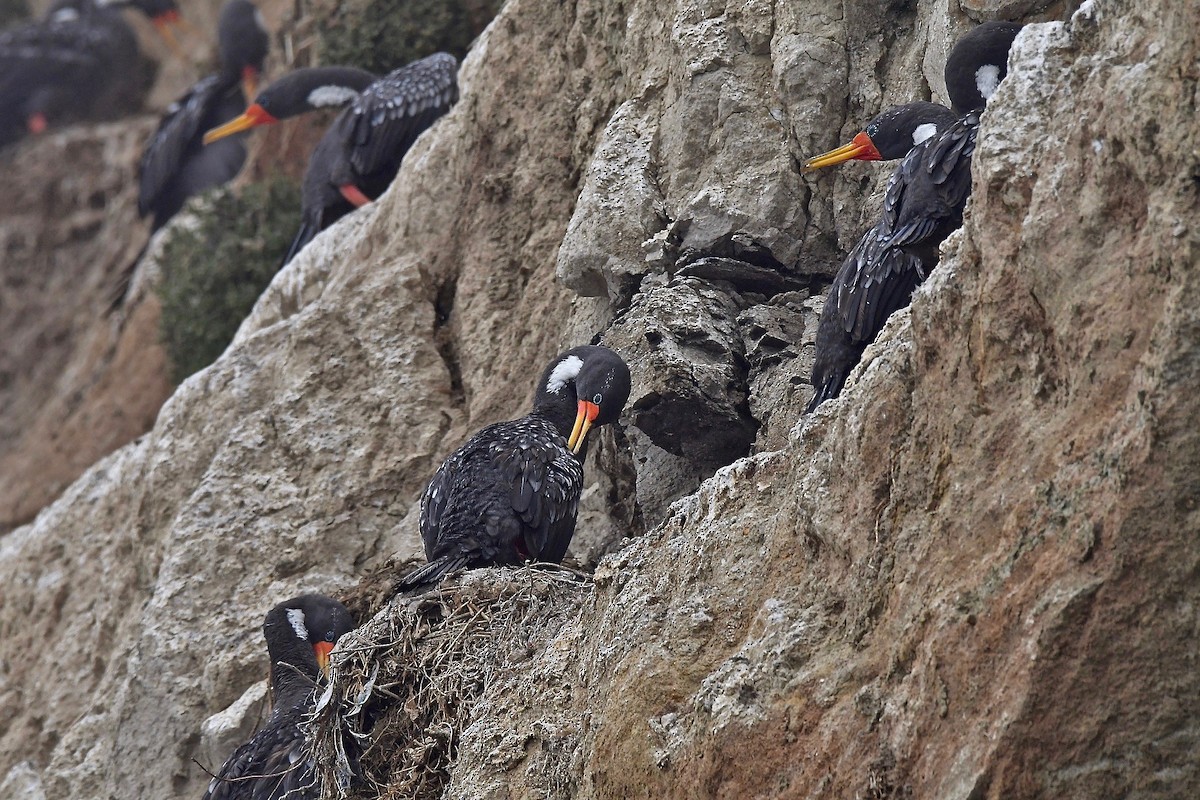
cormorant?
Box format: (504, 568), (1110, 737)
(0, 0), (183, 148)
(202, 53), (458, 264)
(137, 0), (268, 230)
(945, 21), (1025, 115)
(203, 594), (356, 800)
(803, 22), (1022, 411)
(397, 345), (632, 590)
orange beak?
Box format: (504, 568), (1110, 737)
(151, 12), (187, 61)
(313, 641), (335, 677)
(567, 399), (600, 455)
(803, 131), (882, 172)
(203, 104), (278, 145)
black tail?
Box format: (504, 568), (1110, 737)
(395, 553), (472, 593)
(281, 218), (319, 267)
(805, 365), (852, 414)
(105, 238), (153, 316)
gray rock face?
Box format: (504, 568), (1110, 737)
(3, 1), (1198, 800)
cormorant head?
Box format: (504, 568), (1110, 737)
(202, 66), (377, 145)
(803, 101), (959, 171)
(535, 345), (632, 455)
(945, 21), (1023, 115)
(107, 0), (188, 60)
(217, 0), (270, 99)
(262, 594), (355, 685)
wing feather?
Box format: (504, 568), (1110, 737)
(138, 76), (228, 215)
(345, 53), (459, 179)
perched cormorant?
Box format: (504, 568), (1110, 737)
(203, 594), (356, 800)
(0, 0), (182, 147)
(945, 21), (1025, 115)
(137, 0), (268, 230)
(397, 345), (632, 590)
(803, 22), (1022, 411)
(202, 53), (459, 264)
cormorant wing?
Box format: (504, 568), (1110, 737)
(0, 17), (106, 101)
(879, 113), (978, 253)
(490, 423), (583, 563)
(202, 696), (314, 800)
(835, 223), (926, 342)
(138, 75), (229, 216)
(344, 53), (458, 179)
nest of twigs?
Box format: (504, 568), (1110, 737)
(308, 565), (591, 799)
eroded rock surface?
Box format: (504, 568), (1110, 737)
(0, 120), (173, 533)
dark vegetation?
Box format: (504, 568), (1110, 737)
(318, 0), (505, 74)
(157, 178), (301, 384)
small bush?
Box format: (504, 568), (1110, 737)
(157, 177), (301, 384)
(318, 0), (505, 74)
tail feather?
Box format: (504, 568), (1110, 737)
(105, 238), (152, 316)
(395, 553), (472, 593)
(805, 365), (852, 414)
(282, 219), (319, 267)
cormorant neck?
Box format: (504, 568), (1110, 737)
(266, 631), (320, 702)
(532, 391), (579, 440)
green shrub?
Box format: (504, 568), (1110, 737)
(318, 0), (505, 74)
(157, 178), (301, 384)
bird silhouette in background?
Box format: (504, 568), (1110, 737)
(202, 52), (459, 264)
(0, 0), (186, 148)
(138, 0), (269, 230)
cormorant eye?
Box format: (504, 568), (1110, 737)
(866, 123), (879, 138)
(593, 393), (603, 404)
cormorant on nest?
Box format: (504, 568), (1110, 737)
(203, 594), (356, 800)
(398, 345), (632, 590)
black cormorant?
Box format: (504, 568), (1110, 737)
(398, 345), (632, 590)
(803, 22), (1022, 411)
(202, 594), (356, 800)
(138, 0), (268, 230)
(202, 53), (458, 264)
(0, 0), (183, 147)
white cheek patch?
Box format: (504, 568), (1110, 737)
(286, 608), (308, 641)
(912, 122), (939, 146)
(254, 8), (267, 34)
(307, 86), (362, 108)
(546, 355), (584, 395)
(976, 64), (1002, 102)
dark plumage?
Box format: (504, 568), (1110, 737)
(807, 228), (927, 411)
(803, 22), (1022, 411)
(945, 21), (1024, 116)
(203, 594), (356, 800)
(876, 110), (979, 267)
(138, 0), (268, 230)
(0, 0), (172, 147)
(398, 345), (632, 590)
(202, 53), (459, 264)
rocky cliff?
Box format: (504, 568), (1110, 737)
(2, 0), (1198, 798)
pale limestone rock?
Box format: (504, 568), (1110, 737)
(198, 680), (269, 776)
